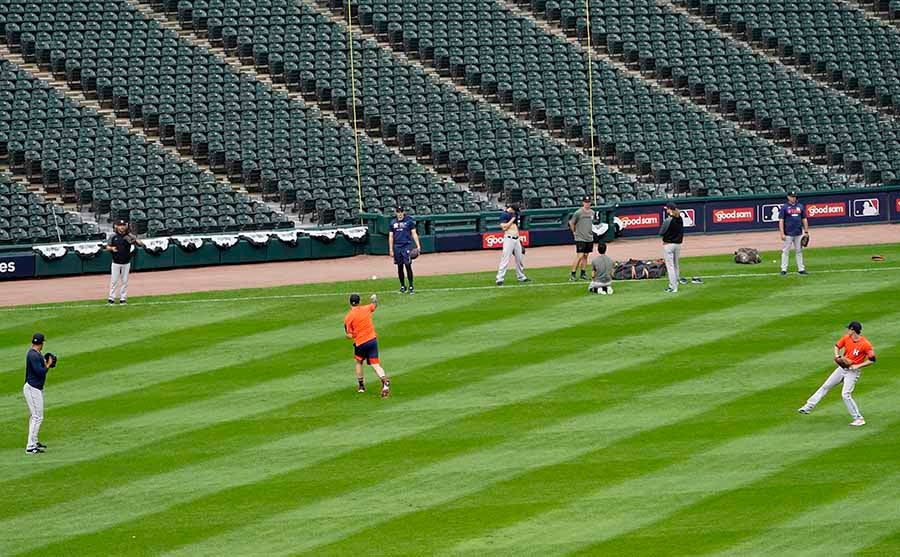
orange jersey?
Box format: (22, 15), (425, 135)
(837, 334), (875, 365)
(344, 304), (377, 345)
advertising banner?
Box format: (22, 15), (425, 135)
(0, 252), (36, 280)
(616, 191), (896, 236)
(481, 230), (530, 249)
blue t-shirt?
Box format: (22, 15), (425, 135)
(500, 211), (516, 226)
(25, 348), (48, 390)
(390, 215), (416, 247)
(780, 202), (806, 236)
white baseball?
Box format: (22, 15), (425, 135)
(371, 275), (377, 280)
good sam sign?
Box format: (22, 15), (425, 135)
(482, 231), (530, 249)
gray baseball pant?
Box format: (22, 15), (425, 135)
(663, 243), (681, 291)
(23, 383), (44, 449)
(781, 235), (805, 272)
(109, 262), (131, 301)
(496, 236), (526, 282)
(805, 367), (863, 419)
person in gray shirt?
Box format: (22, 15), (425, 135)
(569, 196), (596, 281)
(588, 243), (615, 295)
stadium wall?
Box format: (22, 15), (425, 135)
(2, 187), (899, 280)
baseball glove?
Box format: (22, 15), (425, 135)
(44, 352), (57, 369)
(834, 356), (852, 369)
(800, 234), (810, 248)
(409, 248), (420, 260)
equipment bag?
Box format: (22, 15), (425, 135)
(613, 258), (668, 280)
(734, 247), (761, 264)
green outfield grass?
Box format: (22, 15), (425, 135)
(1, 243), (899, 556)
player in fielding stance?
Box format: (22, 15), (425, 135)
(798, 321), (875, 426)
(344, 293), (391, 397)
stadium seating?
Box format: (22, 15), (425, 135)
(0, 58), (289, 235)
(0, 172), (104, 244)
(135, 0), (655, 207)
(335, 0), (846, 196)
(530, 0), (900, 185)
(0, 0), (476, 224)
(683, 0), (900, 123)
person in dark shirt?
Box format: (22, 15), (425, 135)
(388, 207), (422, 294)
(24, 333), (51, 454)
(105, 219), (144, 305)
(659, 201), (684, 293)
(778, 191), (809, 275)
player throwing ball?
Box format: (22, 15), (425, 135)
(798, 321), (875, 426)
(344, 293), (391, 397)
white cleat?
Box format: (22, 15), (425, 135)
(797, 406), (811, 414)
(850, 418), (866, 427)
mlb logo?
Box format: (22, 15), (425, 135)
(761, 204), (782, 223)
(853, 198), (880, 217)
(678, 209), (696, 227)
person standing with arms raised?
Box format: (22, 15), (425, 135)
(659, 201), (684, 293)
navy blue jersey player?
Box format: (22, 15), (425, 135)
(388, 206), (422, 294)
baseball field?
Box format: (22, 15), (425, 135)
(1, 243), (899, 556)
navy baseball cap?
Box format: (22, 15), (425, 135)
(115, 219), (128, 226)
(582, 196), (592, 203)
(394, 206), (405, 213)
(32, 332), (45, 344)
(349, 293), (361, 306)
(787, 191), (798, 197)
(847, 321), (862, 333)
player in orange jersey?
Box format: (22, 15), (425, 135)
(798, 321), (875, 426)
(344, 293), (391, 397)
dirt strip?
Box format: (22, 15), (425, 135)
(2, 224), (897, 307)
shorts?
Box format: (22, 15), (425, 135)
(354, 339), (380, 364)
(393, 247), (412, 265)
(576, 241), (594, 254)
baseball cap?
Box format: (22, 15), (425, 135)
(787, 190), (798, 197)
(847, 321), (862, 334)
(32, 332), (45, 344)
(115, 219), (128, 226)
(582, 196), (592, 203)
(664, 201), (678, 210)
(349, 293), (361, 306)
(394, 206), (405, 213)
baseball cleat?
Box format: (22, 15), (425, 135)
(797, 407), (811, 414)
(518, 277), (530, 283)
(357, 386), (366, 393)
(569, 275), (577, 282)
(850, 418), (866, 426)
(381, 384), (391, 398)
(599, 289), (608, 295)
(580, 273), (588, 281)
(496, 281), (503, 286)
(408, 286), (415, 295)
(691, 277), (703, 284)
(798, 270), (809, 275)
(25, 447), (44, 454)
(119, 300), (127, 305)
(665, 287), (677, 293)
(35, 442), (47, 449)
(780, 271), (787, 276)
(399, 286), (407, 294)
(679, 277), (688, 284)
(107, 298), (115, 305)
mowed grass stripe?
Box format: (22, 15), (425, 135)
(0, 301), (273, 374)
(268, 305), (900, 555)
(712, 472), (900, 556)
(3, 282), (783, 555)
(142, 281), (885, 556)
(583, 367), (900, 554)
(0, 290), (522, 487)
(568, 384), (900, 557)
(460, 339), (900, 555)
(0, 298), (343, 421)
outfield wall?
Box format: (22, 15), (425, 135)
(3, 186), (899, 280)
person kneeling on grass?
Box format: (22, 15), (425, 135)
(588, 242), (614, 295)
